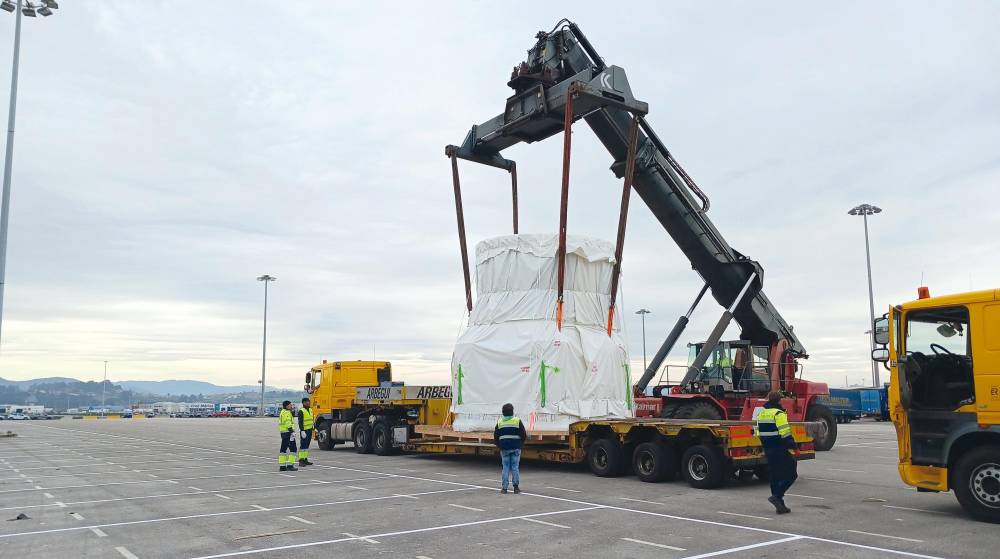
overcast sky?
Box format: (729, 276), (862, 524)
(0, 2), (997, 389)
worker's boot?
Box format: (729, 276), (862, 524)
(513, 485), (520, 494)
(279, 465), (287, 472)
(768, 496), (791, 514)
(285, 463), (298, 472)
(302, 459), (314, 466)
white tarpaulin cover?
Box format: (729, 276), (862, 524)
(451, 234), (634, 432)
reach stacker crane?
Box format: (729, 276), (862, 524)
(445, 19), (837, 450)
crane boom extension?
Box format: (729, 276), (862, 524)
(447, 22), (806, 368)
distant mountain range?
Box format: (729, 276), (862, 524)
(0, 377), (284, 396)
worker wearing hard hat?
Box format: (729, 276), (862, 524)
(755, 391), (798, 514)
(278, 401), (299, 472)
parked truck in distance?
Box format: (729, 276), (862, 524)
(817, 388), (885, 423)
(872, 287), (1000, 523)
(305, 358), (819, 489)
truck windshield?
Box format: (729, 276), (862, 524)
(904, 306), (974, 409)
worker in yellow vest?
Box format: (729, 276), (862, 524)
(493, 403), (527, 494)
(297, 397), (315, 467)
(278, 400), (298, 472)
(756, 391), (797, 514)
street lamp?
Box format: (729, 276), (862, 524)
(0, 0), (59, 350)
(849, 203), (882, 387)
(257, 274), (276, 417)
(635, 309), (651, 372)
(101, 360), (108, 418)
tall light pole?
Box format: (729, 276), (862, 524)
(635, 309), (651, 372)
(0, 0), (59, 350)
(849, 203), (882, 387)
(100, 360), (107, 418)
(257, 274), (276, 417)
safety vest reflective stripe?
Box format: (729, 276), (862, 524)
(756, 408), (792, 438)
(300, 408), (314, 430)
(496, 416), (522, 440)
(279, 409), (294, 432)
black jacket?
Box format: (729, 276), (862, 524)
(493, 417), (528, 450)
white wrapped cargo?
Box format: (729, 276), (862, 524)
(451, 233), (634, 432)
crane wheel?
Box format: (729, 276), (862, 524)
(681, 444), (726, 489)
(806, 403), (837, 451)
(632, 442), (677, 483)
(952, 445), (1000, 523)
(672, 401), (724, 420)
(353, 421), (373, 454)
(588, 438), (625, 477)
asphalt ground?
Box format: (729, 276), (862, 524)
(0, 419), (989, 559)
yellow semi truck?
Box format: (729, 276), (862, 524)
(305, 359), (818, 489)
(871, 287), (1000, 522)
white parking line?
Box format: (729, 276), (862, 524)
(214, 494), (232, 500)
(250, 505), (269, 511)
(620, 537), (686, 551)
(620, 497), (664, 505)
(544, 486), (582, 493)
(90, 527), (107, 537)
(520, 517), (570, 529)
(346, 486), (369, 491)
(43, 493), (54, 499)
(288, 515), (315, 525)
(434, 472), (458, 477)
(827, 468), (865, 473)
(802, 476), (853, 484)
(342, 531), (380, 544)
(784, 493), (824, 500)
(189, 506), (603, 558)
(882, 505), (946, 514)
(188, 486), (203, 491)
(679, 536), (803, 558)
(448, 503), (484, 512)
(116, 546), (140, 559)
(70, 512), (85, 520)
(717, 511), (770, 521)
(848, 529), (923, 543)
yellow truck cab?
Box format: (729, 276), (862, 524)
(304, 360), (451, 454)
(872, 287), (1000, 522)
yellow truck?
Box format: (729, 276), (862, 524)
(871, 287), (1000, 522)
(305, 359), (817, 488)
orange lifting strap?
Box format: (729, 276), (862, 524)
(555, 87), (577, 331)
(606, 115), (642, 335)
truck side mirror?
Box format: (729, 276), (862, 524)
(873, 317), (889, 346)
(871, 348), (889, 363)
(305, 372), (312, 385)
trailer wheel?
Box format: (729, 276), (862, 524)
(807, 403), (838, 451)
(681, 444), (726, 489)
(952, 445), (1000, 523)
(673, 401), (724, 420)
(752, 464), (770, 481)
(632, 442), (677, 483)
(373, 422), (398, 456)
(316, 422), (336, 451)
(588, 438), (625, 477)
(353, 421), (373, 454)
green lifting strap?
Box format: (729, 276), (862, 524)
(456, 364), (464, 405)
(623, 361), (633, 410)
(539, 360), (561, 408)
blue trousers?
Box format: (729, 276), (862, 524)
(500, 448), (521, 489)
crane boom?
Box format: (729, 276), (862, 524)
(447, 21), (806, 364)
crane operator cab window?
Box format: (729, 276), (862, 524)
(904, 307), (975, 410)
(689, 343), (735, 389)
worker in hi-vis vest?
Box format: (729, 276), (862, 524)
(278, 400), (299, 472)
(755, 391), (798, 514)
(493, 402), (527, 494)
(297, 397), (315, 467)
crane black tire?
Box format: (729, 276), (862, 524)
(807, 403), (838, 451)
(952, 445), (1000, 523)
(588, 438), (625, 477)
(316, 422), (336, 451)
(353, 421), (373, 454)
(373, 421), (398, 456)
(632, 442), (677, 483)
(659, 402), (680, 419)
(681, 444), (726, 489)
(673, 401), (724, 420)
